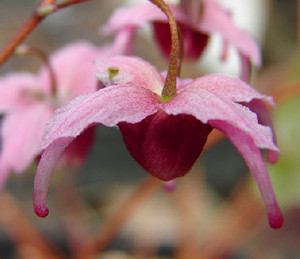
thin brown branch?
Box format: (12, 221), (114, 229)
(0, 191), (66, 258)
(75, 177), (163, 258)
(0, 0), (92, 67)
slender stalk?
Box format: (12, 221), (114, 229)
(75, 177), (163, 258)
(16, 45), (57, 96)
(0, 191), (66, 258)
(0, 0), (92, 67)
(149, 0), (179, 100)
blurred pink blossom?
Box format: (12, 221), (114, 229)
(0, 41), (109, 189)
(33, 56), (282, 229)
(101, 0), (261, 81)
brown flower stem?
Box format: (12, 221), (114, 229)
(0, 191), (66, 258)
(0, 0), (92, 67)
(75, 177), (163, 258)
(16, 45), (57, 96)
(149, 0), (179, 100)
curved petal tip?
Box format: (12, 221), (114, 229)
(267, 150), (280, 164)
(34, 204), (49, 218)
(268, 204), (283, 229)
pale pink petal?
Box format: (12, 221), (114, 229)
(101, 3), (167, 34)
(162, 84), (281, 228)
(110, 27), (136, 55)
(34, 86), (160, 216)
(56, 126), (95, 170)
(38, 41), (107, 100)
(181, 74), (274, 105)
(96, 56), (164, 95)
(209, 120), (283, 228)
(198, 0), (261, 66)
(161, 87), (278, 152)
(0, 103), (53, 174)
(34, 137), (74, 217)
(0, 73), (39, 112)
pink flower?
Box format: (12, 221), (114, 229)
(0, 41), (108, 189)
(101, 0), (261, 81)
(33, 56), (282, 229)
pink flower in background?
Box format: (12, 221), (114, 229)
(101, 0), (261, 81)
(33, 56), (282, 229)
(0, 41), (108, 189)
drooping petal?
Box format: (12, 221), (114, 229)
(101, 2), (167, 35)
(181, 74), (274, 105)
(96, 56), (164, 95)
(162, 85), (281, 228)
(209, 120), (283, 229)
(162, 87), (278, 152)
(0, 73), (40, 112)
(56, 126), (96, 170)
(34, 85), (160, 216)
(0, 103), (53, 175)
(198, 0), (261, 66)
(34, 137), (74, 217)
(110, 27), (136, 55)
(119, 112), (212, 181)
(38, 41), (108, 100)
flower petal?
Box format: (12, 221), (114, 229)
(0, 103), (53, 175)
(101, 3), (167, 34)
(34, 85), (160, 216)
(34, 137), (74, 217)
(198, 0), (261, 66)
(182, 74), (274, 105)
(209, 120), (283, 229)
(162, 85), (282, 228)
(162, 87), (278, 152)
(0, 73), (39, 112)
(96, 56), (164, 95)
(119, 112), (212, 181)
(38, 41), (108, 100)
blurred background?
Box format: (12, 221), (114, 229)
(0, 0), (299, 258)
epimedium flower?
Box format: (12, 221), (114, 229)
(33, 55), (283, 229)
(101, 0), (261, 81)
(0, 41), (109, 189)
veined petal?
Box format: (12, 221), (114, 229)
(34, 85), (160, 217)
(209, 120), (283, 229)
(0, 73), (40, 112)
(198, 0), (261, 66)
(34, 137), (74, 217)
(162, 87), (278, 152)
(96, 56), (164, 95)
(182, 74), (274, 105)
(38, 41), (107, 100)
(0, 103), (53, 175)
